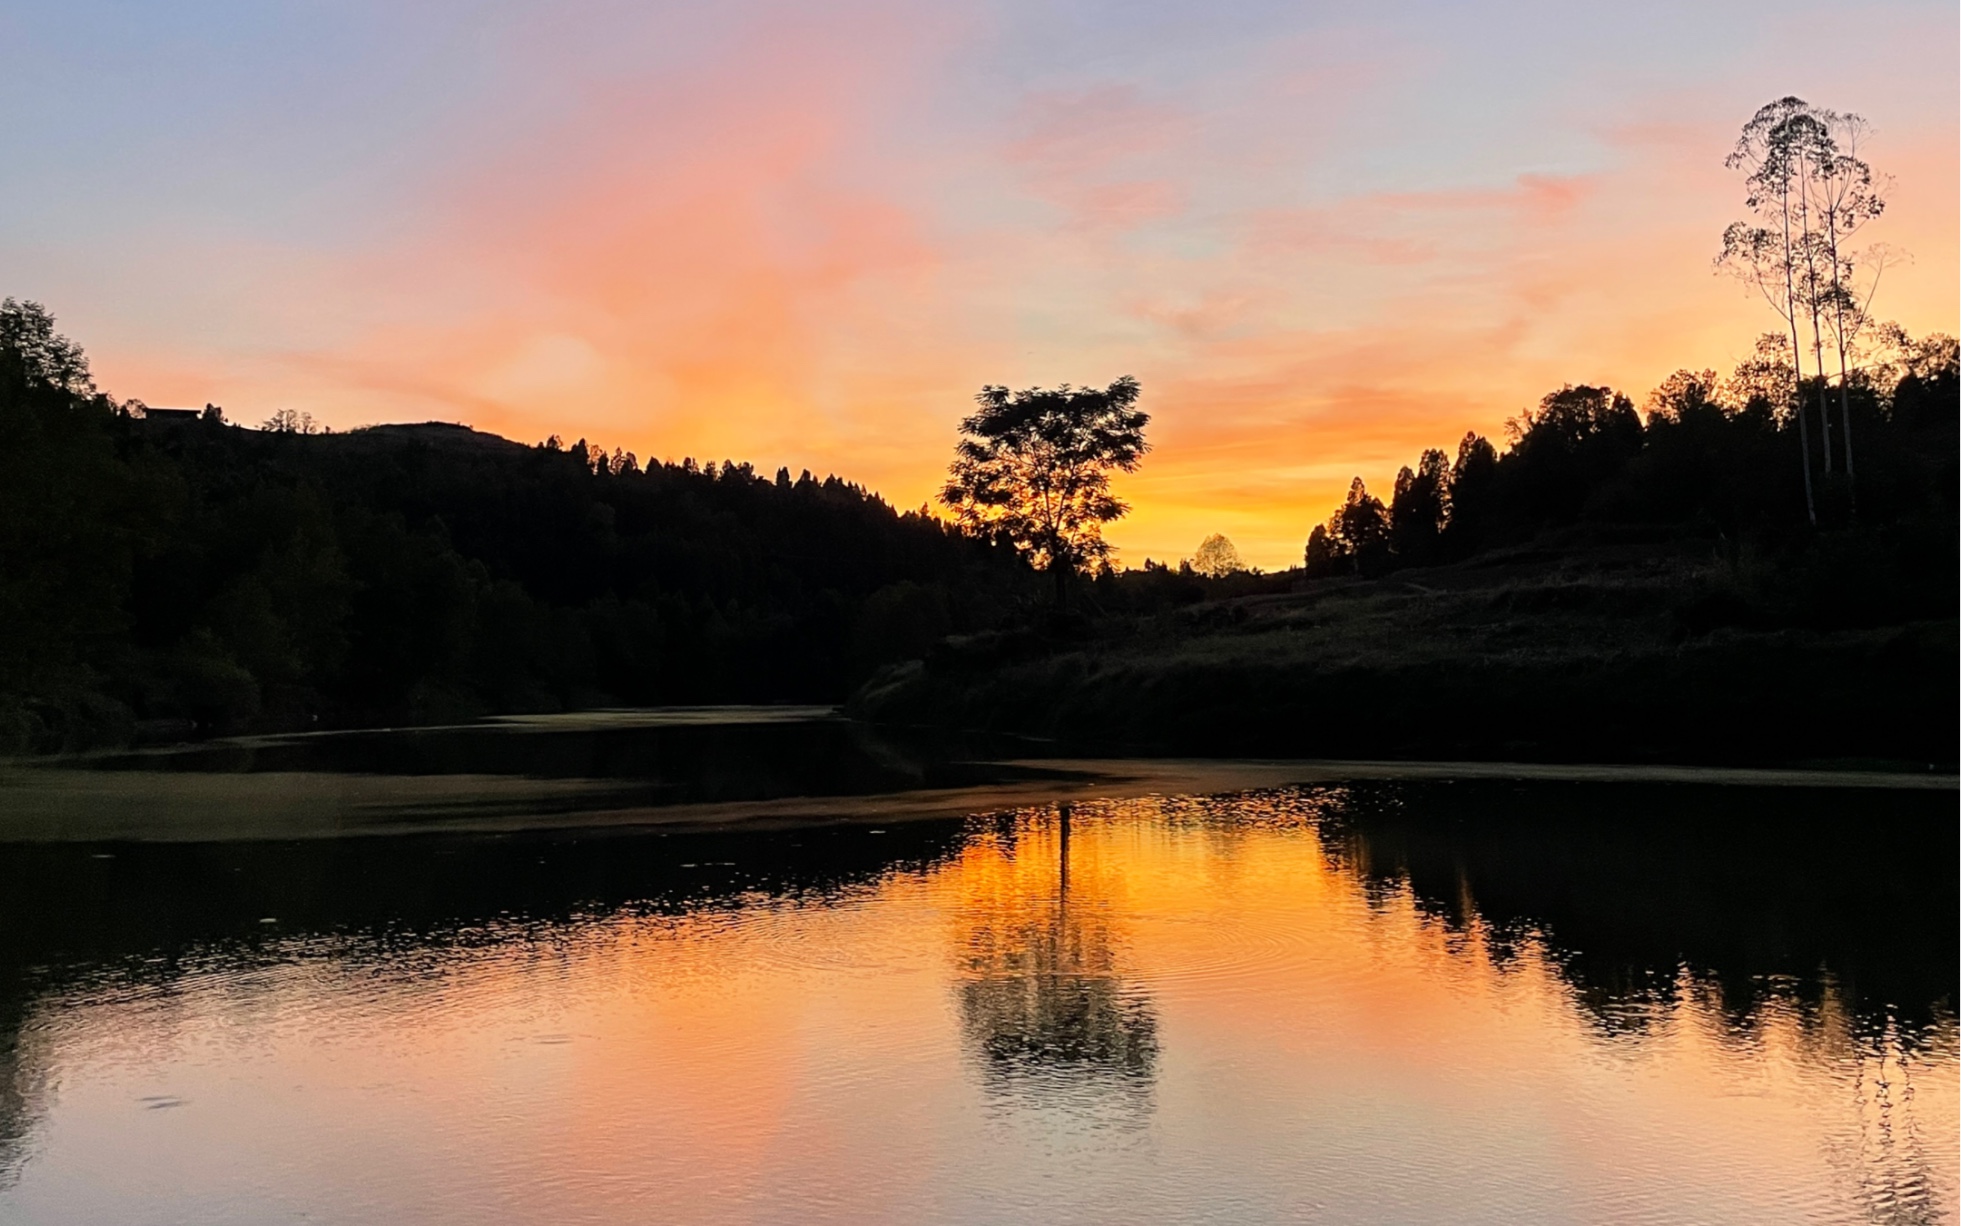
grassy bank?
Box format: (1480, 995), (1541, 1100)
(850, 536), (1959, 768)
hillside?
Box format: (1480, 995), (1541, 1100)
(6, 297), (1955, 764)
(855, 346), (1958, 768)
(852, 533), (1957, 768)
(0, 354), (1036, 750)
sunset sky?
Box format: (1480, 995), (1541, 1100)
(4, 0), (1955, 567)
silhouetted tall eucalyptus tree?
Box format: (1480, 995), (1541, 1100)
(941, 377), (1149, 607)
(1788, 108), (1838, 475)
(1720, 96), (1819, 523)
(1810, 108), (1891, 494)
(1720, 96), (1896, 519)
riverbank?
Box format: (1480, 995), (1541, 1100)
(0, 748), (1948, 843)
(850, 542), (1959, 768)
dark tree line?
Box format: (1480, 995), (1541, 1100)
(1301, 335), (1956, 600)
(4, 291), (1953, 753)
(0, 301), (1036, 750)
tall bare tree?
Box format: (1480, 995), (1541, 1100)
(1787, 109), (1839, 474)
(1809, 108), (1891, 493)
(1720, 97), (1823, 523)
(1721, 97), (1898, 519)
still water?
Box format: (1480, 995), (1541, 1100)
(0, 721), (1953, 1224)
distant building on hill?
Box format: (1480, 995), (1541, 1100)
(137, 403), (224, 425)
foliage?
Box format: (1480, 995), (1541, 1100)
(0, 306), (1036, 749)
(1190, 534), (1244, 578)
(940, 378), (1149, 602)
(5, 291), (1955, 758)
(1718, 96), (1898, 523)
(1295, 328), (1956, 578)
(0, 299), (93, 394)
(867, 341), (1960, 765)
(262, 408), (325, 435)
(1304, 477), (1391, 576)
(1389, 449), (1451, 567)
(1303, 525), (1340, 577)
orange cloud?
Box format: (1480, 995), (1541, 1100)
(75, 8), (1957, 572)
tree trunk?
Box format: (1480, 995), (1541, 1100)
(1822, 212), (1859, 503)
(1797, 144), (1834, 478)
(1811, 330), (1834, 476)
(1836, 338), (1858, 509)
(1793, 357), (1818, 523)
(1778, 182), (1817, 526)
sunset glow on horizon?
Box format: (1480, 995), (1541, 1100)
(4, 0), (1955, 567)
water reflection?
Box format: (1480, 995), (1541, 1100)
(0, 782), (1951, 1224)
(1322, 780), (1957, 1030)
(0, 993), (46, 1191)
(954, 806), (1160, 1118)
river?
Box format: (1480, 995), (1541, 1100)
(0, 711), (1952, 1224)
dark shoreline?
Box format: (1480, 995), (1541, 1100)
(0, 747), (1949, 845)
(849, 546), (1960, 771)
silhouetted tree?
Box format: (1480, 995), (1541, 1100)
(1507, 385), (1641, 525)
(1390, 448), (1451, 566)
(1885, 330), (1959, 431)
(1645, 369), (1724, 425)
(940, 377), (1149, 607)
(1724, 334), (1798, 414)
(1808, 108), (1890, 492)
(1444, 432), (1500, 557)
(1191, 534), (1243, 578)
(1628, 369), (1775, 530)
(0, 303), (139, 739)
(1721, 97), (1819, 521)
(0, 299), (92, 394)
(262, 408), (323, 434)
(1329, 477), (1391, 574)
(1303, 524), (1341, 577)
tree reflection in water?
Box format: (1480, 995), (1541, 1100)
(0, 993), (46, 1192)
(0, 779), (1950, 1222)
(951, 804), (1160, 1119)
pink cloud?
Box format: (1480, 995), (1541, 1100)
(73, 5), (1956, 573)
(1002, 84), (1194, 231)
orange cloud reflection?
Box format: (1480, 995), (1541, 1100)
(15, 793), (1951, 1223)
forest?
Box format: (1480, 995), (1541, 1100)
(1077, 329), (1959, 616)
(1296, 347), (1957, 586)
(861, 330), (1959, 765)
(0, 302), (1035, 751)
(1, 295), (1954, 759)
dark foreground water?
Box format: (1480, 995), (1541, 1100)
(0, 718), (1953, 1224)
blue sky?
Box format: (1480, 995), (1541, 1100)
(4, 0), (1953, 563)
